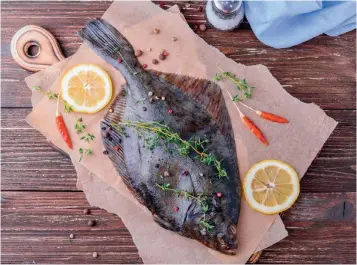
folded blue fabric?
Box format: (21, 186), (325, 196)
(244, 1), (356, 48)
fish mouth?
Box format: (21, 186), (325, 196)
(222, 248), (237, 255)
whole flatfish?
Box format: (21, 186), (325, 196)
(79, 19), (240, 255)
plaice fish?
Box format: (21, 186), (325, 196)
(79, 19), (241, 255)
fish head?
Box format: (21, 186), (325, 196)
(209, 220), (238, 255)
(187, 213), (238, 255)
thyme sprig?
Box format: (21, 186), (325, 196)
(215, 67), (255, 102)
(32, 86), (95, 162)
(74, 117), (86, 134)
(114, 120), (227, 179)
(155, 183), (214, 230)
(80, 133), (96, 143)
(79, 148), (93, 162)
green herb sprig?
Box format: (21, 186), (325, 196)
(79, 148), (93, 162)
(74, 117), (86, 134)
(215, 67), (255, 102)
(32, 86), (96, 162)
(155, 183), (214, 230)
(113, 120), (227, 179)
(80, 133), (96, 143)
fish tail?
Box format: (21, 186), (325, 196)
(78, 18), (142, 80)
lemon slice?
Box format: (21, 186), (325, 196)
(61, 64), (113, 113)
(243, 160), (300, 215)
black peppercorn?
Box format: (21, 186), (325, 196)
(101, 126), (106, 130)
(143, 107), (147, 111)
(107, 136), (113, 141)
(155, 164), (160, 168)
(83, 209), (90, 215)
(87, 220), (96, 227)
(103, 150), (109, 155)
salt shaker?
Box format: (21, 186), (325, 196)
(205, 0), (245, 31)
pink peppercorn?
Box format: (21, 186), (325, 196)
(163, 51), (169, 57)
(114, 146), (119, 151)
(142, 64), (148, 69)
(183, 170), (189, 176)
(168, 109), (173, 114)
(117, 58), (122, 63)
(173, 206), (179, 212)
(216, 192), (222, 198)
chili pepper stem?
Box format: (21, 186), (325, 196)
(56, 94), (60, 117)
(239, 101), (262, 116)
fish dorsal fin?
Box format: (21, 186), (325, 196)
(149, 70), (232, 136)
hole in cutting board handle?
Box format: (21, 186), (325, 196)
(24, 41), (41, 58)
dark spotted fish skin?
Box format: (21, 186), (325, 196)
(79, 19), (240, 255)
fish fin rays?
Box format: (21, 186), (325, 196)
(149, 70), (232, 136)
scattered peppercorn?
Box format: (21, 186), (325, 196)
(142, 64), (148, 69)
(216, 192), (222, 198)
(152, 59), (159, 65)
(107, 136), (113, 141)
(103, 150), (109, 155)
(161, 96), (166, 101)
(173, 206), (179, 212)
(199, 173), (204, 177)
(69, 234), (75, 239)
(154, 96), (159, 100)
(101, 126), (106, 131)
(92, 252), (98, 258)
(87, 220), (96, 227)
(135, 49), (143, 57)
(183, 170), (189, 176)
(193, 25), (199, 30)
(172, 37), (178, 42)
(147, 48), (152, 52)
(118, 138), (122, 143)
(163, 51), (169, 57)
(142, 106), (147, 111)
(168, 109), (173, 114)
(114, 146), (119, 151)
(117, 58), (123, 63)
(83, 208), (90, 215)
(148, 91), (153, 96)
(108, 108), (114, 113)
(163, 171), (170, 177)
(199, 24), (207, 32)
(153, 28), (160, 34)
(155, 164), (160, 168)
(198, 6), (203, 12)
(159, 54), (166, 60)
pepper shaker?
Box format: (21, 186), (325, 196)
(205, 0), (245, 31)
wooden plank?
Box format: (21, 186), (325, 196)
(1, 191), (142, 264)
(2, 108), (355, 192)
(1, 191), (355, 264)
(1, 1), (355, 109)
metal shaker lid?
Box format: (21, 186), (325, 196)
(213, 0), (242, 14)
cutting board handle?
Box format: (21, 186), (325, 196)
(11, 25), (65, 72)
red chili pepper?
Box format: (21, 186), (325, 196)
(56, 114), (73, 149)
(240, 113), (268, 146)
(257, 111), (289, 124)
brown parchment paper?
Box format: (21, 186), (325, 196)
(25, 1), (337, 263)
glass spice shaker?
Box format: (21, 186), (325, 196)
(205, 0), (245, 31)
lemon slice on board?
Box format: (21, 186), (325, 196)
(243, 160), (300, 215)
(61, 64), (113, 113)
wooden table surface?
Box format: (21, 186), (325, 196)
(1, 1), (356, 264)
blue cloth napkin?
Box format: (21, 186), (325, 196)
(244, 1), (356, 48)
